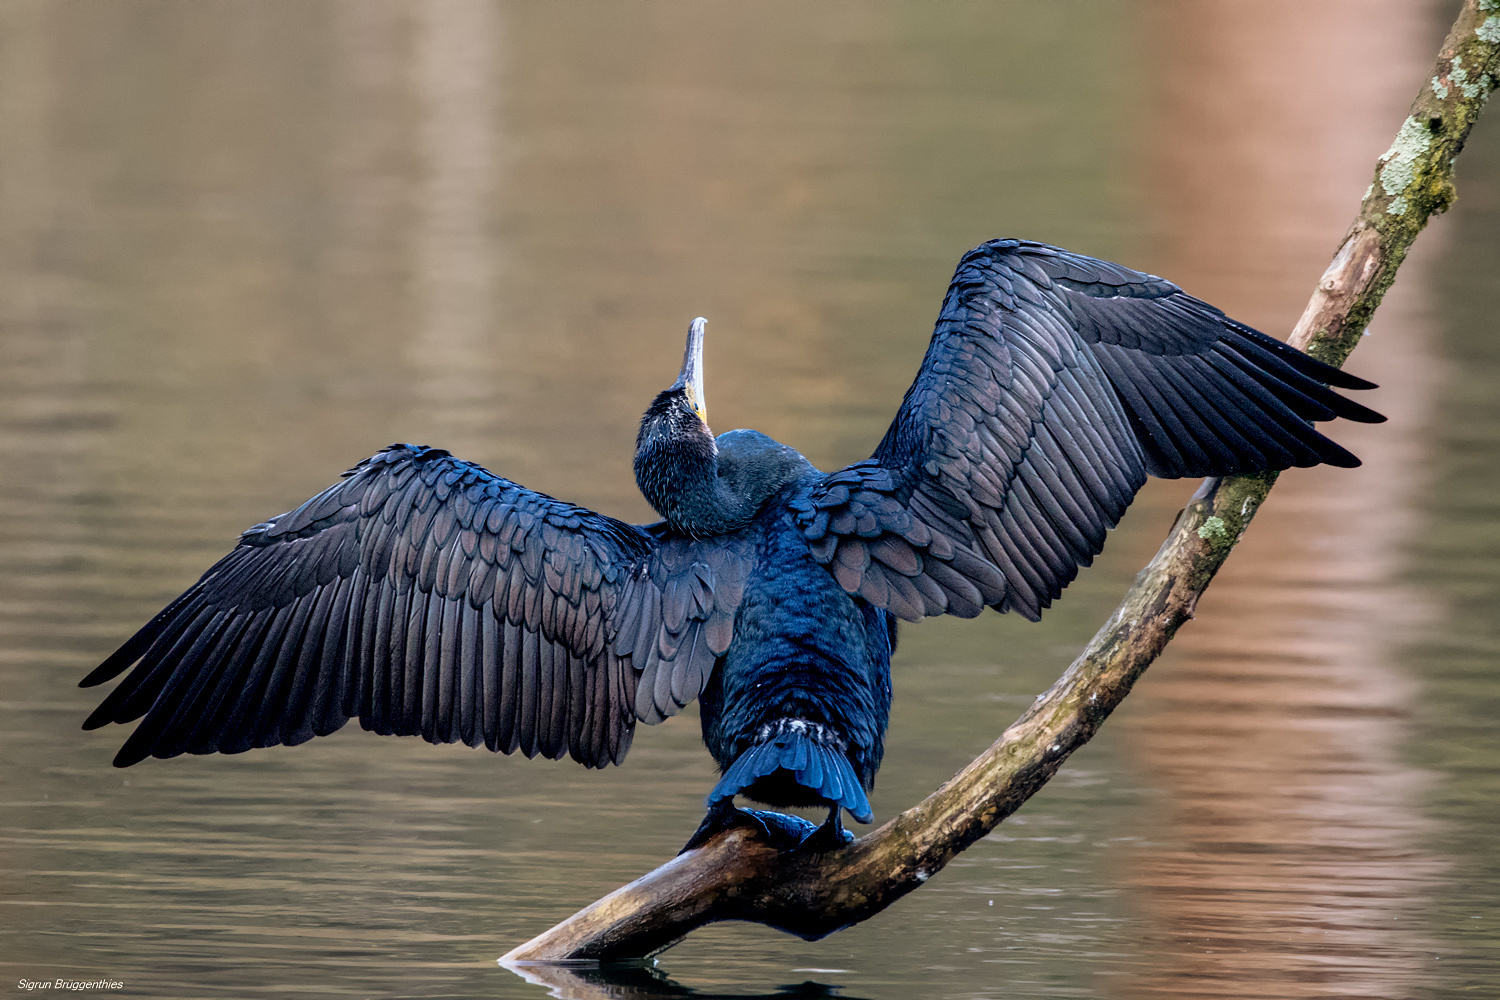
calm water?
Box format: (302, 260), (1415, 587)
(2, 2), (1497, 998)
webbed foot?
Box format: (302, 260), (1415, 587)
(794, 807), (855, 853)
(680, 803), (820, 854)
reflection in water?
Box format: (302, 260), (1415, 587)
(510, 961), (865, 1000)
(0, 1), (108, 678)
(410, 0), (504, 458)
(325, 1), (414, 346)
(1124, 1), (1442, 995)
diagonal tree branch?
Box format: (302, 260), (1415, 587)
(502, 0), (1500, 966)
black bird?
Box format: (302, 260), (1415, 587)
(80, 240), (1383, 851)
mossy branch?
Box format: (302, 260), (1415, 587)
(501, 0), (1500, 968)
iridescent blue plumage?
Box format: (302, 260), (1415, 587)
(82, 240), (1384, 851)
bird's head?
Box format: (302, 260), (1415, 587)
(635, 318), (719, 531)
(635, 318), (814, 537)
(637, 315), (714, 460)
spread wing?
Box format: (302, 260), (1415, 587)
(792, 239), (1384, 623)
(81, 444), (749, 768)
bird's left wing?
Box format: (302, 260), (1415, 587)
(792, 239), (1383, 623)
(81, 445), (748, 768)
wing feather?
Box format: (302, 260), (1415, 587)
(83, 444), (756, 769)
(458, 599), (481, 748)
(518, 625), (541, 758)
(479, 609), (500, 750)
(499, 619), (522, 753)
(794, 239), (1382, 622)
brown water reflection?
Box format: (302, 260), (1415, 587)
(1, 2), (1496, 999)
(1121, 2), (1444, 996)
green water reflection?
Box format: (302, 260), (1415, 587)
(1, 2), (1495, 998)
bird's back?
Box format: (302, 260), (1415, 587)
(698, 496), (895, 800)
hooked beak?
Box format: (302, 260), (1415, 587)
(673, 316), (708, 425)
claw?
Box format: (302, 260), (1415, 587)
(794, 806), (855, 853)
(680, 803), (820, 854)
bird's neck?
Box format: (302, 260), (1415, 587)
(635, 424), (752, 539)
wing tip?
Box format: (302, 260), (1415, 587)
(1340, 400), (1387, 424)
(78, 669), (113, 690)
(1315, 447), (1362, 470)
(81, 706), (116, 732)
(111, 743), (152, 768)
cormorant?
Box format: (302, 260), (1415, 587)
(80, 239), (1383, 851)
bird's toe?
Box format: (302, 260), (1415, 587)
(680, 804), (819, 854)
(794, 810), (856, 853)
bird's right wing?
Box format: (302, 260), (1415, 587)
(81, 444), (749, 769)
(793, 240), (1383, 624)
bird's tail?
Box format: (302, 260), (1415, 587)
(707, 718), (873, 824)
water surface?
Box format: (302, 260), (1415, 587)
(2, 2), (1496, 997)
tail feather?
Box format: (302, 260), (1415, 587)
(823, 759), (844, 805)
(783, 738), (808, 772)
(715, 741), (773, 799)
(707, 718), (873, 824)
(802, 748), (823, 791)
